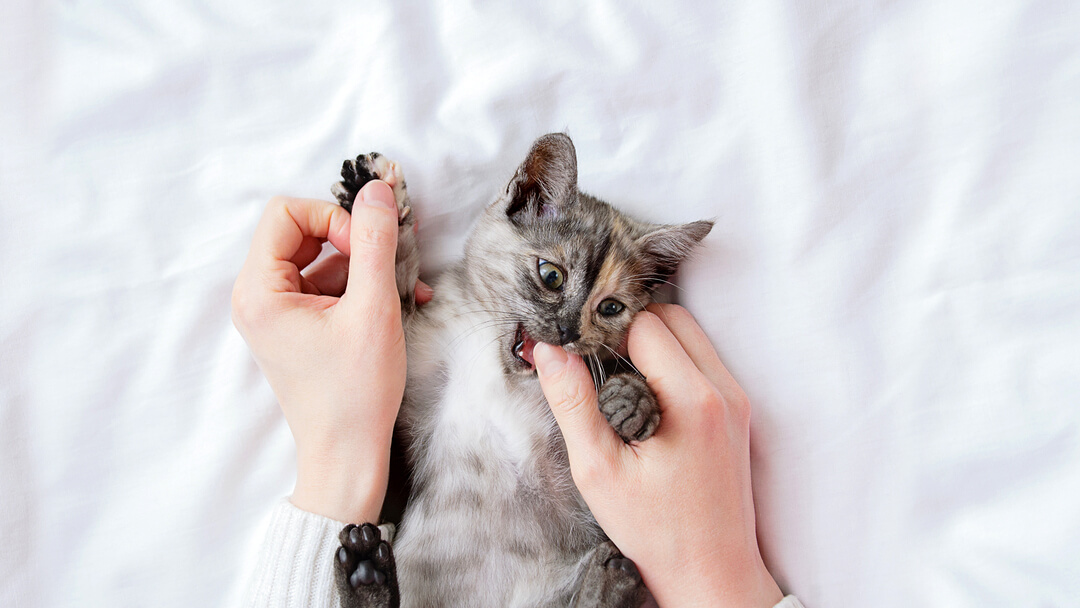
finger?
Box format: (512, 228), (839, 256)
(342, 181), (400, 312)
(298, 275), (322, 295)
(415, 280), (434, 305)
(626, 311), (714, 413)
(291, 236), (325, 271)
(304, 252), (351, 297)
(247, 196), (351, 282)
(645, 304), (740, 397)
(534, 343), (622, 471)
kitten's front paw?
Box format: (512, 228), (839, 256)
(335, 523), (399, 608)
(598, 373), (659, 442)
(332, 152), (412, 227)
(572, 540), (648, 608)
(331, 151), (420, 311)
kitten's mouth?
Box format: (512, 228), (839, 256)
(512, 324), (537, 370)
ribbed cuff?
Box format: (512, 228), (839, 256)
(774, 595), (806, 608)
(242, 499), (347, 608)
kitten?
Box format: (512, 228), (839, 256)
(330, 134), (712, 608)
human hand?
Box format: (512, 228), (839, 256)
(232, 181), (431, 524)
(533, 304), (783, 608)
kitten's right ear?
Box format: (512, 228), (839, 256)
(504, 133), (578, 224)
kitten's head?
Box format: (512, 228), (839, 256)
(463, 133), (713, 374)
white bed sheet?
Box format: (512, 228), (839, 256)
(2, 1), (1079, 606)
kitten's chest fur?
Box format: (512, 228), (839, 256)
(394, 275), (601, 608)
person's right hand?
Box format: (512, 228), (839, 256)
(533, 304), (783, 608)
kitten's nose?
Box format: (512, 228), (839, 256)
(557, 324), (580, 345)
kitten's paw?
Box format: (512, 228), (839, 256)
(332, 151), (421, 311)
(598, 373), (660, 442)
(332, 152), (412, 227)
(572, 540), (648, 608)
(335, 523), (400, 608)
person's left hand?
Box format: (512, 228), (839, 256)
(232, 181), (430, 523)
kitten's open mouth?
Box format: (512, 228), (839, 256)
(512, 324), (537, 370)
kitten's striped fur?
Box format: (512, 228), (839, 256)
(333, 134), (712, 607)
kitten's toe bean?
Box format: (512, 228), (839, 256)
(338, 545), (358, 572)
(374, 541), (392, 567)
(335, 524), (399, 607)
(599, 373), (660, 442)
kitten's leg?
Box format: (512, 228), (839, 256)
(335, 523), (400, 608)
(572, 540), (648, 608)
(332, 152), (421, 314)
(598, 373), (660, 442)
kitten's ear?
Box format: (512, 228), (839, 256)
(504, 133), (578, 223)
(636, 220), (714, 284)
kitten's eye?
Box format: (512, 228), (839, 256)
(537, 259), (565, 290)
(598, 299), (625, 316)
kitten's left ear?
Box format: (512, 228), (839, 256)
(636, 220), (714, 284)
(504, 133), (578, 224)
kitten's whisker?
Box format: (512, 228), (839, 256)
(601, 343), (645, 380)
(595, 353), (604, 393)
(593, 353), (607, 391)
(620, 274), (687, 295)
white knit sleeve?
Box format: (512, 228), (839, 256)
(241, 499), (347, 608)
(774, 595), (806, 608)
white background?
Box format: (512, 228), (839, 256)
(2, 1), (1079, 606)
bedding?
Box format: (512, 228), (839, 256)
(2, 0), (1078, 606)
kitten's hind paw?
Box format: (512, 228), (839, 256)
(572, 540), (648, 608)
(335, 523), (400, 608)
(599, 373), (660, 442)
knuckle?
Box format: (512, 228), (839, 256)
(686, 383), (724, 423)
(230, 280), (255, 328)
(268, 195), (291, 213)
(354, 214), (398, 249)
(230, 275), (276, 333)
(560, 379), (592, 414)
(572, 455), (607, 490)
(726, 391), (752, 425)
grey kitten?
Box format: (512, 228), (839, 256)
(330, 134), (712, 608)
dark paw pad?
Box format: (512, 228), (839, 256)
(599, 374), (660, 442)
(335, 524), (399, 608)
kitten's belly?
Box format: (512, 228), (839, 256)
(394, 444), (592, 608)
(397, 313), (600, 607)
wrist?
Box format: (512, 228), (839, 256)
(291, 438), (392, 524)
(647, 551), (782, 608)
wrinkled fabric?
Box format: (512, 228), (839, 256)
(1, 1), (1078, 606)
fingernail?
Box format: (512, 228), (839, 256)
(533, 343), (567, 375)
(359, 180), (396, 210)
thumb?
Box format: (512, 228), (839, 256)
(343, 180), (400, 311)
(534, 343), (621, 469)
